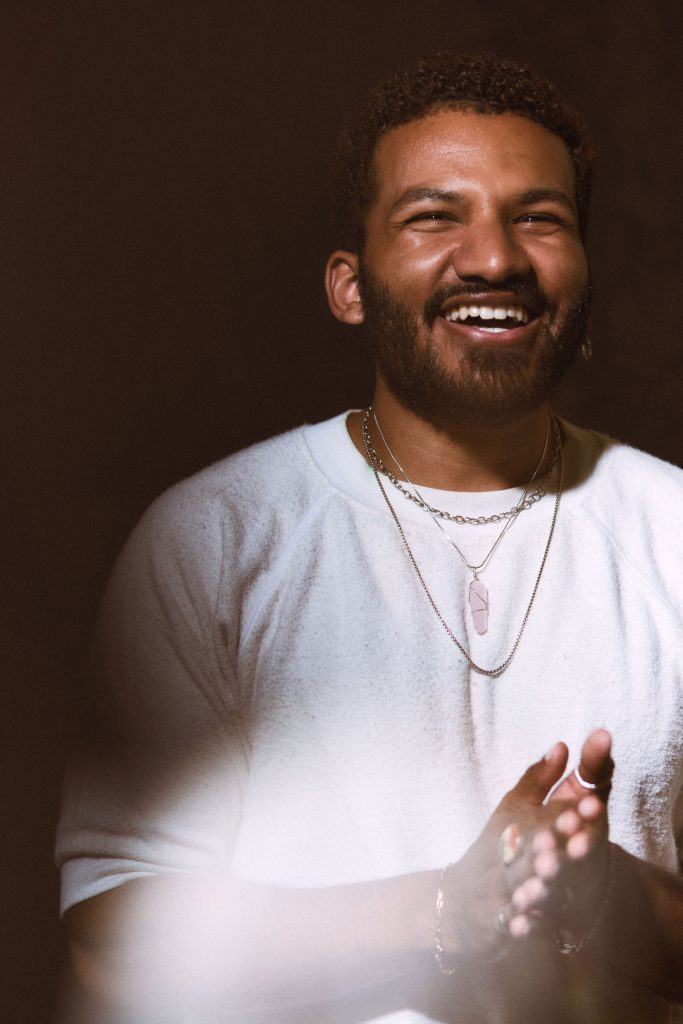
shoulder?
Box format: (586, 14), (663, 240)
(562, 421), (683, 610)
(117, 417), (345, 585)
(563, 421), (683, 516)
(163, 421), (326, 514)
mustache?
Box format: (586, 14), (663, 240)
(423, 277), (551, 326)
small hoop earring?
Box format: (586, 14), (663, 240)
(581, 337), (593, 362)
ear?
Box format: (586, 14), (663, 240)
(324, 251), (365, 324)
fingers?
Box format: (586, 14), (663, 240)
(578, 728), (613, 785)
(511, 874), (549, 913)
(489, 734), (611, 950)
(498, 741), (568, 812)
(580, 728), (612, 774)
(501, 796), (608, 937)
(508, 910), (539, 939)
(495, 902), (542, 943)
(575, 794), (604, 822)
(549, 729), (615, 806)
(545, 796), (606, 865)
(569, 729), (614, 803)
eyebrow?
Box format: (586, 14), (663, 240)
(388, 188), (467, 216)
(387, 186), (576, 216)
(515, 189), (576, 212)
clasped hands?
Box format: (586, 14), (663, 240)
(440, 729), (613, 962)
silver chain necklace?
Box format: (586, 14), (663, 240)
(368, 410), (557, 636)
(361, 410), (564, 678)
(363, 418), (559, 526)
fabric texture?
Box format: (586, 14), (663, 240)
(56, 412), (683, 1023)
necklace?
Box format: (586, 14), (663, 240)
(368, 410), (556, 635)
(363, 421), (559, 526)
(361, 411), (563, 678)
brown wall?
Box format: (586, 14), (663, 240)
(4, 1), (681, 1019)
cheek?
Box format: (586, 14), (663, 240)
(535, 245), (589, 304)
(365, 236), (454, 294)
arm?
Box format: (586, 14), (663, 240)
(64, 743), (600, 1017)
(597, 843), (683, 1002)
(60, 497), (683, 1013)
(65, 869), (439, 1017)
(65, 733), (683, 1016)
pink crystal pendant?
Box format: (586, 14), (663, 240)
(468, 578), (489, 635)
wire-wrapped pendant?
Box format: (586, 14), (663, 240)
(468, 578), (489, 634)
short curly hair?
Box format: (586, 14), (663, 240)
(332, 52), (594, 252)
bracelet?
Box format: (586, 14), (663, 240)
(434, 863), (458, 975)
(555, 843), (615, 955)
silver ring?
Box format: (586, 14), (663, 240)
(499, 823), (526, 867)
(574, 766), (611, 791)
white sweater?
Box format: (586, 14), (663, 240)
(57, 413), (683, 1023)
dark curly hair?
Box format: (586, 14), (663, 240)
(332, 52), (594, 252)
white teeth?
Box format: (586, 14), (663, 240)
(445, 303), (529, 325)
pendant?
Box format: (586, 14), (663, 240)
(468, 578), (489, 635)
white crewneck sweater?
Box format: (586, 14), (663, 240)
(57, 413), (683, 1023)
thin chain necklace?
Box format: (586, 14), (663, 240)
(369, 410), (556, 635)
(364, 419), (559, 526)
(361, 411), (564, 678)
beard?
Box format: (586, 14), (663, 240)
(357, 263), (592, 431)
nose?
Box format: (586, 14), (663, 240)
(451, 220), (530, 284)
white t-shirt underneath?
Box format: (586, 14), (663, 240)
(57, 413), (683, 1023)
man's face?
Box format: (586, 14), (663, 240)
(358, 109), (591, 429)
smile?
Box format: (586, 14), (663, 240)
(444, 303), (530, 333)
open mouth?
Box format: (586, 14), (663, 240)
(443, 302), (534, 333)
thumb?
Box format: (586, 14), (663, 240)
(498, 741), (568, 812)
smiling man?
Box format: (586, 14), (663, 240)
(331, 110), (591, 439)
(57, 53), (683, 1024)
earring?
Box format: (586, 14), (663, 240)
(581, 337), (593, 362)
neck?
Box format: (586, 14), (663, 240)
(348, 383), (553, 492)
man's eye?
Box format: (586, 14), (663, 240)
(406, 211), (452, 224)
(518, 213), (563, 226)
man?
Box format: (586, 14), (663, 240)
(57, 53), (683, 1023)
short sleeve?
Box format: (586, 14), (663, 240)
(56, 482), (248, 914)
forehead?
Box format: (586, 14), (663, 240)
(370, 110), (576, 207)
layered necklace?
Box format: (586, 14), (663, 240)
(361, 408), (563, 678)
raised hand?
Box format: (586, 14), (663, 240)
(510, 729), (613, 950)
(438, 732), (613, 964)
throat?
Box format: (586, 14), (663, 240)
(347, 401), (554, 493)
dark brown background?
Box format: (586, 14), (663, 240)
(4, 1), (681, 1019)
